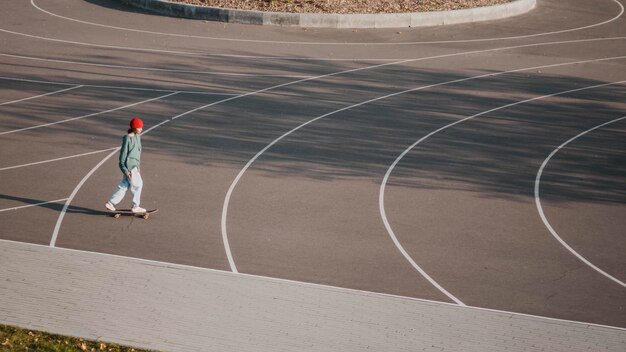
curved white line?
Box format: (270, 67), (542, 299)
(223, 57), (626, 301)
(380, 81), (626, 295)
(0, 76), (241, 95)
(0, 32), (623, 84)
(0, 148), (117, 172)
(50, 148), (119, 247)
(0, 53), (311, 79)
(30, 0), (625, 46)
(48, 94), (185, 247)
(0, 0), (620, 62)
(378, 188), (464, 304)
(0, 92), (178, 136)
(45, 36), (626, 267)
(47, 54), (420, 249)
(46, 51), (421, 255)
(0, 32), (624, 88)
(0, 85), (81, 106)
(535, 116), (626, 288)
(0, 198), (69, 212)
(49, 87), (255, 247)
(0, 27), (315, 61)
(18, 0), (624, 304)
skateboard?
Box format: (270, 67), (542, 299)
(108, 209), (158, 219)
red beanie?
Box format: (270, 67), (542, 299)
(130, 117), (144, 129)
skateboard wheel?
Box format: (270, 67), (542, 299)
(114, 213), (121, 219)
(143, 214), (149, 219)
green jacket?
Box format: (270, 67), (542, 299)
(118, 134), (141, 175)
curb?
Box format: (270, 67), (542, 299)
(122, 0), (536, 28)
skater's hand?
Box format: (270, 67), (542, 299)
(126, 172), (132, 180)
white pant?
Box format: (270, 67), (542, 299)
(109, 168), (143, 208)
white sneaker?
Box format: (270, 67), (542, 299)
(105, 202), (116, 211)
(132, 206), (146, 214)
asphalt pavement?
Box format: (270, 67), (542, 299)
(1, 0), (625, 350)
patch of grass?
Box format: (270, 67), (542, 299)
(0, 324), (155, 352)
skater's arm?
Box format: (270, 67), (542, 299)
(118, 135), (130, 176)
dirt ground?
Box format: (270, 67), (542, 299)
(166, 0), (512, 14)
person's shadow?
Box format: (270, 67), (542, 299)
(0, 194), (108, 216)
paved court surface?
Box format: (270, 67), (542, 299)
(1, 0), (626, 350)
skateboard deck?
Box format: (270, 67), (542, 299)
(108, 209), (158, 219)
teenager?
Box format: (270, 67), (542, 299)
(105, 117), (146, 213)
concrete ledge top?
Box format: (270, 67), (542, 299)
(122, 0), (537, 28)
(1, 239), (625, 352)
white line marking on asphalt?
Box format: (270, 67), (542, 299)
(6, 0), (623, 320)
(0, 1), (620, 62)
(2, 237), (626, 331)
(29, 0), (624, 46)
(0, 76), (240, 95)
(45, 37), (626, 271)
(0, 92), (179, 136)
(219, 37), (626, 273)
(46, 57), (425, 251)
(0, 198), (69, 212)
(0, 27), (311, 60)
(0, 32), (623, 82)
(223, 58), (626, 303)
(0, 85), (82, 106)
(49, 93), (179, 247)
(0, 53), (311, 79)
(535, 116), (626, 288)
(380, 81), (626, 293)
(50, 149), (119, 248)
(0, 148), (117, 172)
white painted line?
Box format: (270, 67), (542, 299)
(223, 57), (626, 303)
(0, 29), (624, 92)
(12, 92), (178, 248)
(0, 76), (240, 95)
(535, 116), (626, 289)
(0, 53), (311, 79)
(4, 0), (620, 326)
(46, 57), (423, 251)
(0, 198), (69, 212)
(378, 190), (465, 304)
(380, 80), (626, 293)
(0, 85), (82, 106)
(0, 32), (623, 83)
(0, 148), (117, 172)
(0, 92), (179, 136)
(46, 36), (626, 270)
(0, 2), (621, 63)
(29, 0), (624, 46)
(50, 149), (119, 248)
(49, 83), (261, 248)
(49, 92), (181, 247)
(218, 39), (625, 273)
(2, 237), (625, 331)
(0, 26), (300, 60)
(46, 51), (422, 259)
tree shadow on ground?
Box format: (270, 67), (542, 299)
(142, 67), (626, 205)
(3, 58), (626, 206)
